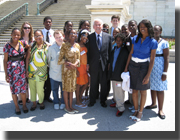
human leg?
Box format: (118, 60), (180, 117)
(50, 78), (60, 105)
(75, 84), (81, 105)
(157, 91), (165, 118)
(20, 92), (28, 112)
(36, 80), (45, 109)
(12, 94), (20, 113)
(145, 90), (157, 109)
(131, 90), (139, 117)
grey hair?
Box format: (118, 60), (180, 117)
(93, 18), (103, 26)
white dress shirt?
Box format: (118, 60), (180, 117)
(42, 28), (55, 45)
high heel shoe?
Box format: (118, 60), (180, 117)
(133, 112), (143, 122)
(129, 110), (138, 120)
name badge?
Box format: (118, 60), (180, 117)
(80, 50), (86, 55)
(126, 42), (130, 46)
(116, 83), (121, 87)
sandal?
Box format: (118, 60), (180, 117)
(18, 100), (23, 105)
(26, 98), (31, 103)
(129, 110), (138, 120)
(30, 106), (37, 111)
(133, 112), (143, 122)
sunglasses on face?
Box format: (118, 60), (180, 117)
(70, 32), (77, 35)
(102, 28), (109, 32)
(23, 27), (30, 30)
(81, 34), (88, 38)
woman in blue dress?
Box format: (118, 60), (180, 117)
(145, 25), (169, 119)
(124, 19), (158, 122)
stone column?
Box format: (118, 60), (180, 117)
(86, 0), (132, 32)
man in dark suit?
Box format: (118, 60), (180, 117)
(86, 19), (112, 107)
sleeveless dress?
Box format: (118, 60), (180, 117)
(150, 39), (169, 91)
(3, 41), (27, 94)
(76, 46), (88, 85)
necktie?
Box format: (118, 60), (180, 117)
(97, 34), (101, 50)
(46, 31), (49, 43)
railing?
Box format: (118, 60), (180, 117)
(37, 0), (54, 15)
(0, 3), (29, 34)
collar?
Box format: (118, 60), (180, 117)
(43, 28), (51, 32)
(95, 31), (102, 37)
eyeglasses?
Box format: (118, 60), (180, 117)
(81, 34), (88, 38)
(23, 27), (30, 30)
(70, 32), (77, 35)
(102, 28), (109, 32)
(34, 35), (42, 38)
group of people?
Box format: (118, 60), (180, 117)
(3, 15), (169, 122)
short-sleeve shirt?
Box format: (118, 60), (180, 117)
(132, 35), (158, 59)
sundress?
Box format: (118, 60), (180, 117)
(3, 41), (27, 94)
(150, 39), (169, 91)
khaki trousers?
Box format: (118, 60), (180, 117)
(112, 81), (125, 112)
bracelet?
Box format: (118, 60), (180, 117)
(162, 72), (167, 75)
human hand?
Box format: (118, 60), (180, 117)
(142, 75), (149, 85)
(5, 75), (10, 83)
(161, 74), (167, 81)
(76, 70), (79, 77)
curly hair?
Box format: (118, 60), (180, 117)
(20, 21), (34, 42)
(115, 33), (126, 42)
(135, 19), (154, 43)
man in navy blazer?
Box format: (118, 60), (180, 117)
(86, 19), (112, 107)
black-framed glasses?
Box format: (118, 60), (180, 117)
(23, 27), (31, 30)
(102, 28), (109, 32)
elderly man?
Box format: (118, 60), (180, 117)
(86, 19), (112, 107)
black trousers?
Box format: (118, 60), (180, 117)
(89, 61), (108, 104)
(44, 68), (51, 100)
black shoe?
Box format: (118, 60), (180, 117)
(40, 105), (45, 110)
(45, 98), (53, 103)
(30, 106), (37, 111)
(158, 113), (166, 119)
(124, 100), (131, 104)
(88, 102), (95, 107)
(15, 109), (21, 115)
(145, 105), (157, 109)
(23, 109), (29, 113)
(101, 102), (107, 108)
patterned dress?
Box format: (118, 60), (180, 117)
(58, 42), (80, 92)
(3, 41), (27, 94)
(28, 43), (48, 82)
(150, 39), (169, 91)
(76, 46), (88, 85)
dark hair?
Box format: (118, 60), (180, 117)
(78, 20), (90, 31)
(121, 24), (128, 29)
(128, 20), (138, 26)
(43, 16), (52, 23)
(77, 29), (89, 43)
(63, 21), (73, 33)
(115, 33), (126, 42)
(103, 23), (109, 28)
(154, 25), (162, 32)
(135, 19), (154, 43)
(111, 15), (120, 21)
(34, 29), (43, 35)
(11, 28), (20, 42)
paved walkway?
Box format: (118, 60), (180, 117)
(0, 63), (175, 132)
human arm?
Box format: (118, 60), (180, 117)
(142, 49), (156, 85)
(161, 47), (169, 81)
(124, 44), (134, 72)
(3, 52), (9, 83)
(26, 48), (31, 78)
(58, 43), (66, 65)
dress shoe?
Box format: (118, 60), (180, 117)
(158, 113), (166, 119)
(15, 109), (21, 115)
(124, 100), (131, 104)
(45, 98), (53, 103)
(145, 105), (157, 109)
(101, 102), (107, 108)
(116, 110), (124, 117)
(110, 103), (116, 107)
(88, 102), (95, 107)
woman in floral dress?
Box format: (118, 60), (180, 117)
(3, 28), (29, 115)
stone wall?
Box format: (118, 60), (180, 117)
(129, 0), (175, 37)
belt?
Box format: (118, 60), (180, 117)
(131, 57), (149, 63)
(156, 54), (163, 57)
(8, 55), (24, 61)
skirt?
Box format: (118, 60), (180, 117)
(129, 59), (150, 90)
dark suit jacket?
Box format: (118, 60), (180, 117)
(86, 32), (112, 72)
(108, 45), (129, 81)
